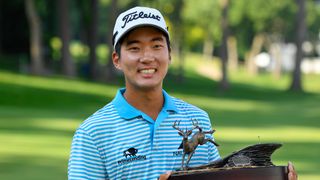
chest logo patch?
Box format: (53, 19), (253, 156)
(118, 147), (147, 165)
(123, 147), (138, 158)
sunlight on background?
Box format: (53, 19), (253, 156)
(0, 71), (118, 97)
(217, 127), (320, 142)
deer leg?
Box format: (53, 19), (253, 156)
(203, 130), (214, 134)
(185, 151), (195, 169)
(208, 139), (219, 147)
(181, 153), (186, 170)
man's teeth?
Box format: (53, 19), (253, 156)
(140, 69), (155, 74)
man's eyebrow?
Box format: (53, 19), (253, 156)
(151, 37), (164, 42)
(125, 40), (140, 46)
(125, 36), (164, 46)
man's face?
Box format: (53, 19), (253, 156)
(113, 26), (171, 91)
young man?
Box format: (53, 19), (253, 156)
(68, 6), (297, 180)
(68, 6), (220, 179)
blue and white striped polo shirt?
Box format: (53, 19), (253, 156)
(68, 88), (220, 180)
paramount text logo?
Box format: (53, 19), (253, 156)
(117, 155), (147, 165)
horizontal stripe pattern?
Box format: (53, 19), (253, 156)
(68, 92), (220, 180)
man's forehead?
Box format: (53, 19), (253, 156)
(123, 26), (166, 43)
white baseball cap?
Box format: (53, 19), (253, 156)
(112, 6), (169, 48)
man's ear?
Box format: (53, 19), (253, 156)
(112, 51), (121, 70)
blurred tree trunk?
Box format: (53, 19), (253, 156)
(246, 33), (265, 75)
(270, 43), (282, 79)
(57, 0), (75, 77)
(88, 0), (99, 80)
(227, 36), (238, 71)
(25, 0), (44, 75)
(0, 1), (2, 53)
(203, 34), (214, 60)
(219, 0), (230, 90)
(172, 0), (185, 82)
(105, 0), (117, 82)
(289, 0), (306, 92)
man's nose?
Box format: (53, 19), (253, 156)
(140, 48), (155, 62)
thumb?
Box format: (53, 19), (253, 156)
(288, 161), (298, 180)
(158, 171), (172, 180)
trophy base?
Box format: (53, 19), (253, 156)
(169, 166), (288, 180)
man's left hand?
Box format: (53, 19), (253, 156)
(288, 161), (298, 180)
(159, 171), (171, 180)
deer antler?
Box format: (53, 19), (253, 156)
(173, 120), (183, 133)
(190, 119), (200, 131)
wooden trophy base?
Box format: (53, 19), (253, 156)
(169, 166), (288, 180)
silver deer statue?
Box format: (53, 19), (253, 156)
(173, 119), (219, 170)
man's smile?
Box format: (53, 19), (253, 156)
(139, 68), (157, 74)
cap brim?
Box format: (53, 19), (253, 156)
(114, 24), (168, 48)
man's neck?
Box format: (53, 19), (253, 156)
(124, 87), (164, 121)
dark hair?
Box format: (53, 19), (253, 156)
(114, 30), (171, 58)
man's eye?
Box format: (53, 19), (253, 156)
(128, 47), (139, 51)
(153, 44), (163, 49)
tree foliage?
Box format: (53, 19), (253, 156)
(0, 0), (319, 91)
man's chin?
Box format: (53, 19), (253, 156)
(135, 83), (162, 91)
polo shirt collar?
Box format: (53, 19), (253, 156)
(112, 88), (179, 120)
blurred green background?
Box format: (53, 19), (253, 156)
(1, 0), (320, 180)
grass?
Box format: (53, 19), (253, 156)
(0, 58), (320, 179)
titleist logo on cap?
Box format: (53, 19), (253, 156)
(121, 11), (161, 28)
(112, 7), (169, 48)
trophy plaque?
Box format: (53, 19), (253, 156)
(169, 120), (288, 179)
(169, 166), (288, 180)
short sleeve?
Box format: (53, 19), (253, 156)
(68, 128), (108, 180)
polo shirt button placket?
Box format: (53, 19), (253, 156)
(154, 145), (158, 151)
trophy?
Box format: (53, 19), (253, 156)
(169, 120), (288, 180)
